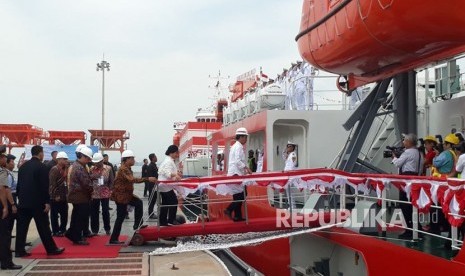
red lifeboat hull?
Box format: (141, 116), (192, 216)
(296, 0), (465, 89)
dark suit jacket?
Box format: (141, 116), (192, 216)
(17, 157), (50, 209)
(147, 162), (158, 179)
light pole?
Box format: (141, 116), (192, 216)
(96, 58), (110, 132)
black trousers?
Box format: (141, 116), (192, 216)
(148, 183), (157, 216)
(50, 200), (68, 234)
(226, 192), (245, 219)
(0, 203), (12, 266)
(110, 196), (143, 242)
(144, 182), (150, 197)
(159, 190), (178, 225)
(90, 198), (111, 233)
(399, 190), (412, 228)
(15, 207), (58, 253)
(67, 203), (90, 242)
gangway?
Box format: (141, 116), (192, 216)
(132, 212), (342, 245)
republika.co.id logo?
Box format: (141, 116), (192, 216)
(275, 208), (421, 229)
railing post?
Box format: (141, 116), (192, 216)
(381, 188), (387, 237)
(412, 206), (419, 241)
(200, 191), (206, 229)
(340, 183), (346, 210)
(156, 184), (161, 232)
(452, 226), (458, 248)
(243, 188), (249, 225)
(288, 184), (294, 215)
(279, 192), (283, 208)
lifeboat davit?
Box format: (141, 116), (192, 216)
(296, 0), (465, 90)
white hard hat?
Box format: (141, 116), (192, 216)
(56, 151), (68, 159)
(217, 150), (223, 155)
(235, 127), (248, 136)
(121, 150), (135, 158)
(287, 141), (297, 145)
(92, 152), (104, 163)
(76, 144), (86, 153)
(79, 147), (93, 158)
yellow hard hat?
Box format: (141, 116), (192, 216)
(444, 133), (459, 145)
(424, 135), (438, 144)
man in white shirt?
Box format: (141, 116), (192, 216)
(391, 133), (423, 238)
(224, 127), (252, 222)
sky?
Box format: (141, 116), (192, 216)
(0, 0), (314, 163)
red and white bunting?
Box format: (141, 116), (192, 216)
(158, 168), (465, 227)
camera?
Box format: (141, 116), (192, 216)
(383, 146), (405, 158)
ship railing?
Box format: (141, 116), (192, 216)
(337, 184), (462, 250)
(148, 178), (463, 251)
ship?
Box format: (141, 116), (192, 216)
(173, 72), (228, 178)
(155, 1), (465, 275)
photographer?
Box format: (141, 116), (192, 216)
(391, 133), (423, 238)
(392, 133), (423, 176)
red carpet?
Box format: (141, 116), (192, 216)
(24, 235), (127, 259)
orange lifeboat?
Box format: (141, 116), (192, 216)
(296, 0), (465, 90)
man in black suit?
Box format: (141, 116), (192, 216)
(142, 159), (149, 197)
(147, 153), (158, 219)
(15, 145), (64, 257)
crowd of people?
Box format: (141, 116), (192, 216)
(391, 131), (465, 242)
(0, 143), (186, 270)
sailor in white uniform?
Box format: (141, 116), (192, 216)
(283, 141), (298, 171)
(283, 141), (298, 209)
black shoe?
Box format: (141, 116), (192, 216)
(25, 242), (32, 247)
(125, 215), (130, 219)
(85, 232), (97, 238)
(224, 209), (233, 220)
(73, 240), (89, 246)
(149, 214), (158, 219)
(15, 251), (31, 257)
(108, 240), (124, 245)
(168, 220), (181, 226)
(64, 231), (74, 242)
(105, 230), (111, 235)
(47, 247), (65, 256)
(233, 217), (246, 222)
(109, 207), (113, 210)
(1, 263), (22, 270)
